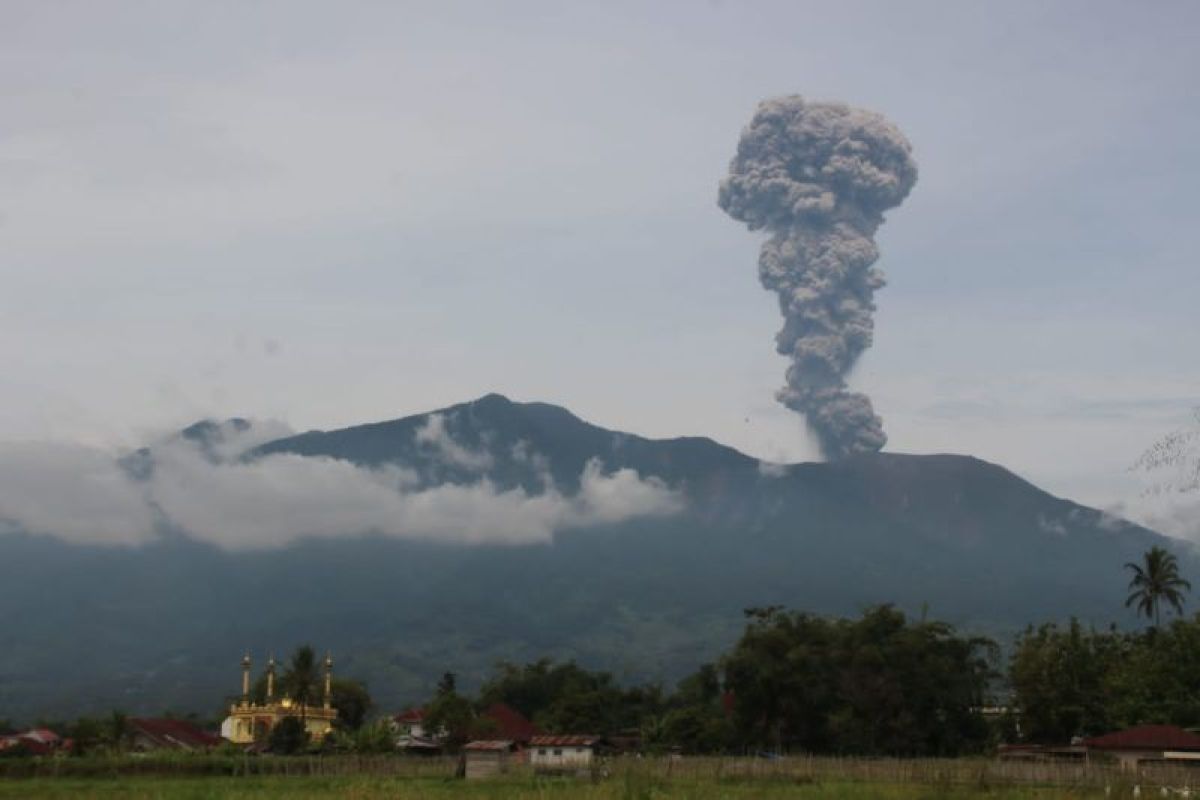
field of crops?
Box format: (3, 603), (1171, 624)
(0, 775), (1115, 800)
(0, 756), (1183, 799)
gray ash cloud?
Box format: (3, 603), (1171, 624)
(719, 95), (917, 459)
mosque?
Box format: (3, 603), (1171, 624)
(220, 652), (339, 743)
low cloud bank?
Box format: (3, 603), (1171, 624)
(0, 421), (684, 550)
(414, 413), (494, 471)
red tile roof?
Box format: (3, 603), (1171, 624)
(20, 729), (60, 745)
(530, 735), (600, 747)
(483, 703), (540, 742)
(0, 729), (63, 756)
(394, 707), (426, 724)
(130, 718), (222, 750)
(3, 739), (50, 756)
(1085, 725), (1200, 752)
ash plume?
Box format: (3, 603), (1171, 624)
(719, 95), (917, 459)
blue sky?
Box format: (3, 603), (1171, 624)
(1, 0), (1197, 525)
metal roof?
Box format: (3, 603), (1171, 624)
(530, 735), (600, 747)
(464, 739), (516, 751)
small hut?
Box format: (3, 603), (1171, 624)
(463, 740), (518, 779)
(529, 735), (602, 773)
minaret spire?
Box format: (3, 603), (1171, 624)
(323, 651), (333, 710)
(266, 653), (276, 700)
(240, 652), (252, 702)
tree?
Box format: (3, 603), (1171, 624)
(423, 687), (475, 752)
(329, 678), (372, 731)
(350, 719), (396, 753)
(722, 605), (995, 755)
(1009, 620), (1119, 742)
(268, 716), (307, 755)
(478, 658), (647, 736)
(1126, 546), (1192, 628)
(105, 711), (132, 752)
(281, 646), (320, 723)
(65, 717), (106, 756)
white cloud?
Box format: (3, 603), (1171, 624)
(414, 413), (493, 471)
(1036, 513), (1068, 537)
(0, 442), (155, 545)
(574, 460), (683, 525)
(0, 424), (683, 550)
(757, 460), (789, 479)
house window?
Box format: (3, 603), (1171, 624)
(538, 748), (546, 755)
(554, 748), (562, 756)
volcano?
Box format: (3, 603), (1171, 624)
(0, 394), (1178, 721)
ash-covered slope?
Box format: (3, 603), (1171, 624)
(0, 394), (1180, 721)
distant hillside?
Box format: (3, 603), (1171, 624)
(0, 394), (1182, 722)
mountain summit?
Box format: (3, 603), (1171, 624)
(0, 394), (1180, 720)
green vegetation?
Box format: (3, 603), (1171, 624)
(478, 660), (668, 741)
(724, 605), (995, 756)
(1010, 613), (1200, 741)
(1125, 545), (1191, 628)
(0, 756), (1134, 798)
(372, 604), (995, 758)
(422, 672), (480, 750)
(281, 646), (321, 715)
(0, 774), (1110, 799)
(266, 717), (306, 755)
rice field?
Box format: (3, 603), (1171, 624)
(0, 755), (1185, 799)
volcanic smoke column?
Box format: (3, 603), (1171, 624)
(718, 96), (917, 460)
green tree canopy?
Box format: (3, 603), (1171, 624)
(268, 716), (307, 755)
(281, 646), (320, 711)
(329, 678), (371, 731)
(478, 658), (660, 736)
(1009, 619), (1120, 742)
(1011, 614), (1200, 739)
(1126, 546), (1191, 628)
(722, 605), (995, 756)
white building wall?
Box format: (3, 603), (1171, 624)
(531, 745), (593, 768)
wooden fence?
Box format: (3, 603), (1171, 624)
(5, 752), (1200, 791)
(640, 754), (1200, 791)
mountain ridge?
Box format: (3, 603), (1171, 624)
(0, 393), (1183, 721)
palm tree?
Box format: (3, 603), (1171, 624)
(283, 645), (320, 725)
(1125, 546), (1192, 628)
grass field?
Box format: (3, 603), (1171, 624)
(0, 774), (1114, 800)
(0, 756), (1174, 799)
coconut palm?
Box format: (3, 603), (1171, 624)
(282, 645), (320, 723)
(1125, 546), (1191, 628)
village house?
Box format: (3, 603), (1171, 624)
(462, 739), (519, 779)
(393, 707), (430, 739)
(529, 735), (601, 773)
(0, 729), (64, 756)
(480, 703), (539, 745)
(389, 702), (537, 754)
(220, 652), (338, 744)
(391, 707), (441, 754)
(1083, 724), (1200, 769)
(129, 718), (222, 752)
